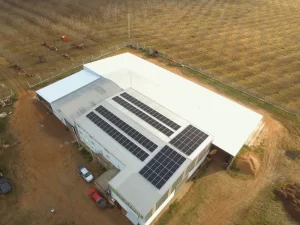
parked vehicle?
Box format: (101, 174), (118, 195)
(77, 165), (94, 182)
(88, 188), (107, 209)
(0, 173), (12, 194)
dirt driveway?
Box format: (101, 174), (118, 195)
(0, 90), (131, 225)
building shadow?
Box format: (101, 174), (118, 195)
(190, 149), (231, 181)
(32, 98), (73, 141)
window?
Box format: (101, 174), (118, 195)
(156, 191), (169, 210)
(172, 173), (184, 192)
(145, 209), (153, 222)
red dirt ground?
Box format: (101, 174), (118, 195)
(0, 90), (131, 225)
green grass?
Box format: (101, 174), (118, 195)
(156, 169), (210, 225)
(10, 211), (34, 225)
(230, 145), (265, 172)
(0, 165), (8, 175)
(233, 184), (294, 225)
(0, 118), (7, 134)
(80, 148), (93, 162)
(55, 222), (77, 225)
(252, 145), (265, 160)
(156, 201), (180, 225)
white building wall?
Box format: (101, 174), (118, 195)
(187, 143), (211, 178)
(188, 151), (209, 178)
(111, 190), (143, 225)
(76, 124), (125, 170)
(145, 191), (175, 225)
(51, 106), (67, 126)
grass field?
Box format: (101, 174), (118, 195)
(0, 0), (300, 113)
(0, 0), (300, 224)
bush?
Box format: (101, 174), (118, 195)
(80, 148), (93, 162)
(0, 118), (7, 134)
(274, 182), (300, 223)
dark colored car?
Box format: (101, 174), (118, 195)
(0, 176), (12, 194)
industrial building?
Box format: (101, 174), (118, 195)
(36, 53), (263, 225)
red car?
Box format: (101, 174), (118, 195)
(88, 189), (107, 209)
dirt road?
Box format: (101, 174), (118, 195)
(0, 90), (131, 225)
(198, 116), (284, 225)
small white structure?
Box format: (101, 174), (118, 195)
(36, 53), (263, 225)
(36, 71), (122, 128)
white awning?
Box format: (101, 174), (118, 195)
(36, 70), (100, 103)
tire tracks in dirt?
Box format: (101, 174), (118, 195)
(4, 90), (132, 225)
(199, 116), (285, 225)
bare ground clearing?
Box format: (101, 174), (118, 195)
(0, 90), (131, 225)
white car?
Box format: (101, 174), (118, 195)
(77, 165), (94, 182)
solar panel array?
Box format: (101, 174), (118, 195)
(170, 125), (208, 156)
(86, 112), (149, 161)
(120, 92), (181, 131)
(139, 145), (186, 189)
(112, 96), (174, 136)
(95, 105), (158, 152)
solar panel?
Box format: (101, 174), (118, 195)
(86, 112), (149, 161)
(139, 145), (186, 189)
(95, 106), (158, 152)
(170, 125), (208, 156)
(120, 92), (181, 131)
(112, 96), (174, 137)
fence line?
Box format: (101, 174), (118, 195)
(27, 42), (127, 88)
(0, 88), (14, 101)
(27, 39), (300, 116)
(128, 40), (300, 116)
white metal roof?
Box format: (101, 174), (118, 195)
(51, 77), (122, 126)
(36, 70), (100, 103)
(84, 53), (263, 157)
